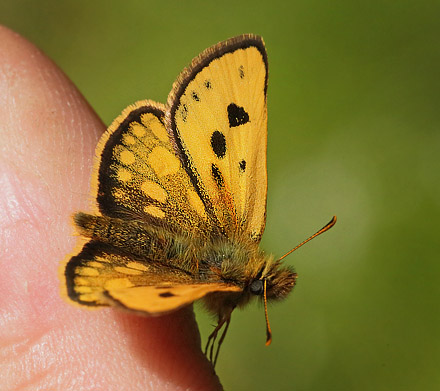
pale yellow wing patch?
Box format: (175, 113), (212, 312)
(94, 101), (214, 236)
(167, 35), (268, 242)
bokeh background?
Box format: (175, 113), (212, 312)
(2, 1), (439, 390)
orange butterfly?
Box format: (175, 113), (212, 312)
(62, 34), (336, 365)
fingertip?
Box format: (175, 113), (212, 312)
(0, 27), (222, 391)
(113, 308), (223, 390)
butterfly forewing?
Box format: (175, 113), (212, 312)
(94, 101), (215, 237)
(168, 35), (268, 242)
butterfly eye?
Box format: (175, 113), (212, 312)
(249, 279), (264, 295)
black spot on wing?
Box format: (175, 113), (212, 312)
(159, 292), (175, 298)
(239, 65), (244, 78)
(239, 159), (246, 173)
(211, 131), (226, 159)
(211, 164), (224, 187)
(227, 103), (249, 127)
(191, 91), (200, 101)
(204, 80), (212, 89)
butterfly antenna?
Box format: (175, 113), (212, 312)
(278, 216), (337, 262)
(263, 278), (272, 346)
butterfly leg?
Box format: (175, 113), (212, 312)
(205, 317), (225, 362)
(205, 313), (232, 366)
(213, 315), (231, 367)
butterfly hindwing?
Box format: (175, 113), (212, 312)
(167, 34), (268, 242)
(94, 101), (216, 237)
(66, 240), (163, 307)
(65, 241), (240, 313)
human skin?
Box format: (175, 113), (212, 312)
(0, 26), (222, 391)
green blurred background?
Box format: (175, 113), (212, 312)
(2, 1), (439, 389)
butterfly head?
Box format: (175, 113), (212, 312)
(249, 260), (297, 301)
(246, 259), (297, 345)
(247, 216), (337, 345)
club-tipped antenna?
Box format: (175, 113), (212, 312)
(263, 278), (272, 346)
(262, 216), (336, 347)
(278, 216), (337, 262)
